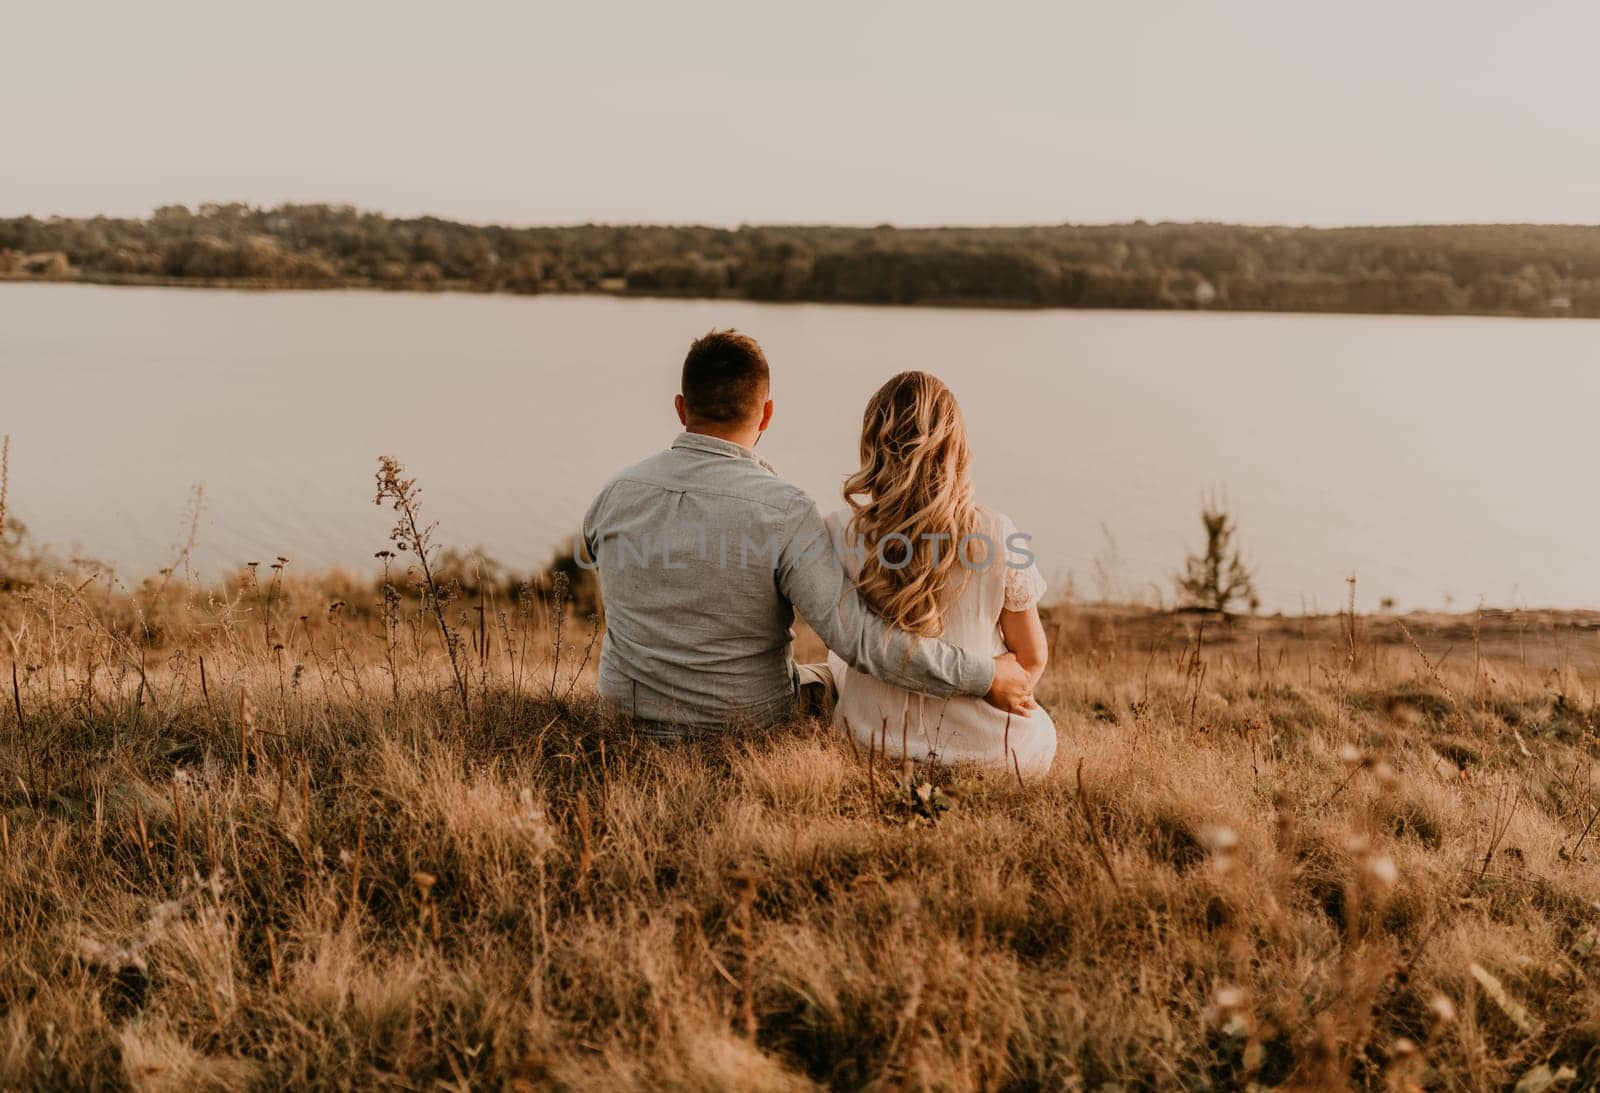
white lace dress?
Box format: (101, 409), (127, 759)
(824, 507), (1058, 776)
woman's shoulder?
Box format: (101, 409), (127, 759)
(823, 507), (852, 538)
(972, 503), (1047, 611)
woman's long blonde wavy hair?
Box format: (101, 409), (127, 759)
(843, 371), (983, 637)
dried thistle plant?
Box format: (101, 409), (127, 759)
(375, 455), (470, 721)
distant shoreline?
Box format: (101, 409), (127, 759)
(4, 270), (1596, 323)
(8, 205), (1600, 319)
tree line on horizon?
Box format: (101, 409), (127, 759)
(5, 202), (1600, 317)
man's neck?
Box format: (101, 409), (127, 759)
(685, 422), (761, 449)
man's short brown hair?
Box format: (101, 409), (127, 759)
(681, 329), (769, 424)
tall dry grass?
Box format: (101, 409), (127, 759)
(1, 464), (1597, 1088)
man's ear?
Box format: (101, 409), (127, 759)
(674, 394), (688, 427)
(757, 399), (774, 433)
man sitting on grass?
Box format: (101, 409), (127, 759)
(580, 328), (1035, 735)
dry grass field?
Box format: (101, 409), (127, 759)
(2, 536), (1599, 1088)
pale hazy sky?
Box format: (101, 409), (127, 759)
(5, 0), (1596, 226)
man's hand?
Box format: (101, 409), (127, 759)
(984, 653), (1037, 716)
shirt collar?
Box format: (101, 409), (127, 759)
(671, 430), (777, 475)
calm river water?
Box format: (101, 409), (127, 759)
(4, 282), (1596, 612)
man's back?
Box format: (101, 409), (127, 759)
(583, 431), (806, 725)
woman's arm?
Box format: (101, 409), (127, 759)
(999, 605), (1049, 687)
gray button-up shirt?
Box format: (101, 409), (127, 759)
(581, 431), (995, 728)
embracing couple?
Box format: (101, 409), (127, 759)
(581, 329), (1057, 775)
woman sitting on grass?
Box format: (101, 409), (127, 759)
(825, 371), (1057, 775)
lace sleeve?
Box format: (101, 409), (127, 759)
(1004, 561), (1047, 612)
(998, 512), (1047, 611)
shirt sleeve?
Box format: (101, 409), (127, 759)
(999, 511), (1047, 612)
(579, 481), (612, 565)
(776, 496), (995, 698)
